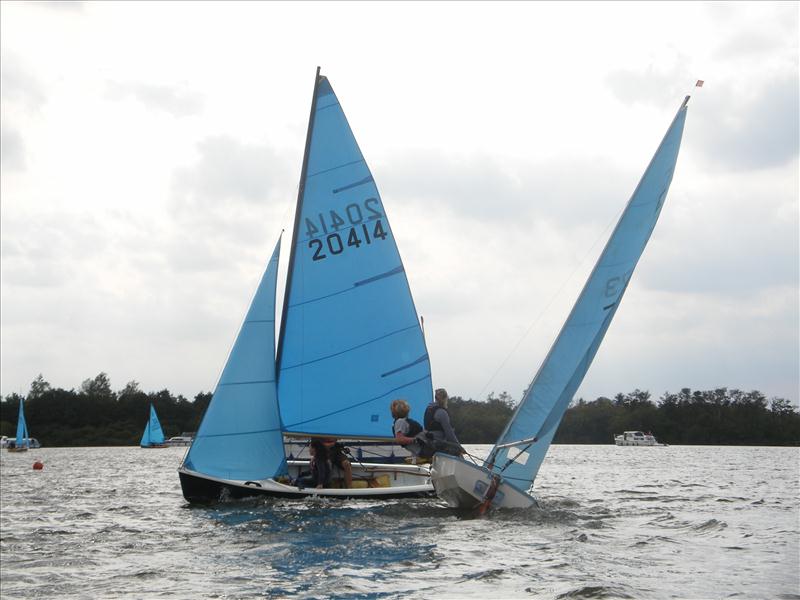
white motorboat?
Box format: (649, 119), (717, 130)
(614, 431), (665, 446)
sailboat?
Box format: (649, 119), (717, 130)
(430, 95), (691, 510)
(7, 398), (32, 452)
(178, 68), (434, 502)
(140, 403), (168, 448)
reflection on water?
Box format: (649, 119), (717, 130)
(1, 445), (798, 599)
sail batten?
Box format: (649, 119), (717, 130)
(308, 158), (366, 179)
(333, 176), (374, 193)
(284, 266), (405, 307)
(217, 379), (276, 387)
(486, 99), (689, 491)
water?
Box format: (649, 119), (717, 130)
(1, 445), (798, 599)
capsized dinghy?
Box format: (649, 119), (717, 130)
(179, 68), (434, 503)
(431, 95), (691, 511)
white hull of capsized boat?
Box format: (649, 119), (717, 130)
(430, 453), (536, 510)
(179, 461), (433, 503)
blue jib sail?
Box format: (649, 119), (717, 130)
(277, 72), (432, 438)
(140, 403), (165, 447)
(486, 97), (690, 491)
(183, 239), (287, 479)
(15, 398), (28, 448)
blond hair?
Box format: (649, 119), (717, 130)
(434, 388), (449, 407)
(390, 398), (410, 419)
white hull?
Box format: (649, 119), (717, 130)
(614, 432), (665, 446)
(179, 460), (433, 503)
(430, 453), (536, 510)
(614, 439), (665, 446)
(1, 436), (40, 450)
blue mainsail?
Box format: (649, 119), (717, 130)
(140, 403), (166, 447)
(15, 398), (29, 449)
(486, 97), (690, 491)
(277, 71), (432, 438)
(184, 239), (286, 480)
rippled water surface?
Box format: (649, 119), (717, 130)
(1, 445), (798, 599)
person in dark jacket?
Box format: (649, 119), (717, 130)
(422, 388), (463, 457)
(297, 439), (332, 489)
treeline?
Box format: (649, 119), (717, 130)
(0, 374), (210, 447)
(445, 389), (799, 446)
(552, 388), (800, 446)
(0, 374), (798, 446)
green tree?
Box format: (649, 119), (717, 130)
(29, 374), (51, 399)
(81, 372), (114, 400)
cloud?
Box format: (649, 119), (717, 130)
(0, 55), (47, 112)
(1, 126), (26, 171)
(172, 136), (292, 209)
(169, 135), (294, 251)
(713, 30), (786, 60)
(0, 212), (109, 289)
(605, 63), (691, 109)
(381, 150), (637, 232)
(691, 75), (799, 171)
(106, 81), (204, 117)
(32, 1), (85, 12)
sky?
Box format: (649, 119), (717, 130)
(1, 1), (798, 406)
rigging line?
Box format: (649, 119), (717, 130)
(460, 451), (484, 466)
(474, 202), (626, 402)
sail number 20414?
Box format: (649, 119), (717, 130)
(305, 198), (388, 262)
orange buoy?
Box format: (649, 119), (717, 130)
(33, 460), (44, 470)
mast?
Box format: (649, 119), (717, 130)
(276, 66), (322, 375)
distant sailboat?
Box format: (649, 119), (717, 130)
(140, 404), (167, 448)
(178, 68), (434, 502)
(7, 398), (31, 453)
(431, 96), (691, 510)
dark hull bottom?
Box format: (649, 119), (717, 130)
(179, 470), (434, 504)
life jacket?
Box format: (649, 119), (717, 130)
(424, 403), (445, 432)
(392, 417), (423, 439)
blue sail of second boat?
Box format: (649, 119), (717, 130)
(140, 403), (166, 447)
(485, 97), (690, 492)
(16, 398), (29, 450)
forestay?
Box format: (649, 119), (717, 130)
(184, 240), (286, 479)
(277, 73), (431, 438)
(486, 98), (690, 491)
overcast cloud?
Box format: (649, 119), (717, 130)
(1, 2), (797, 406)
(106, 81), (205, 118)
